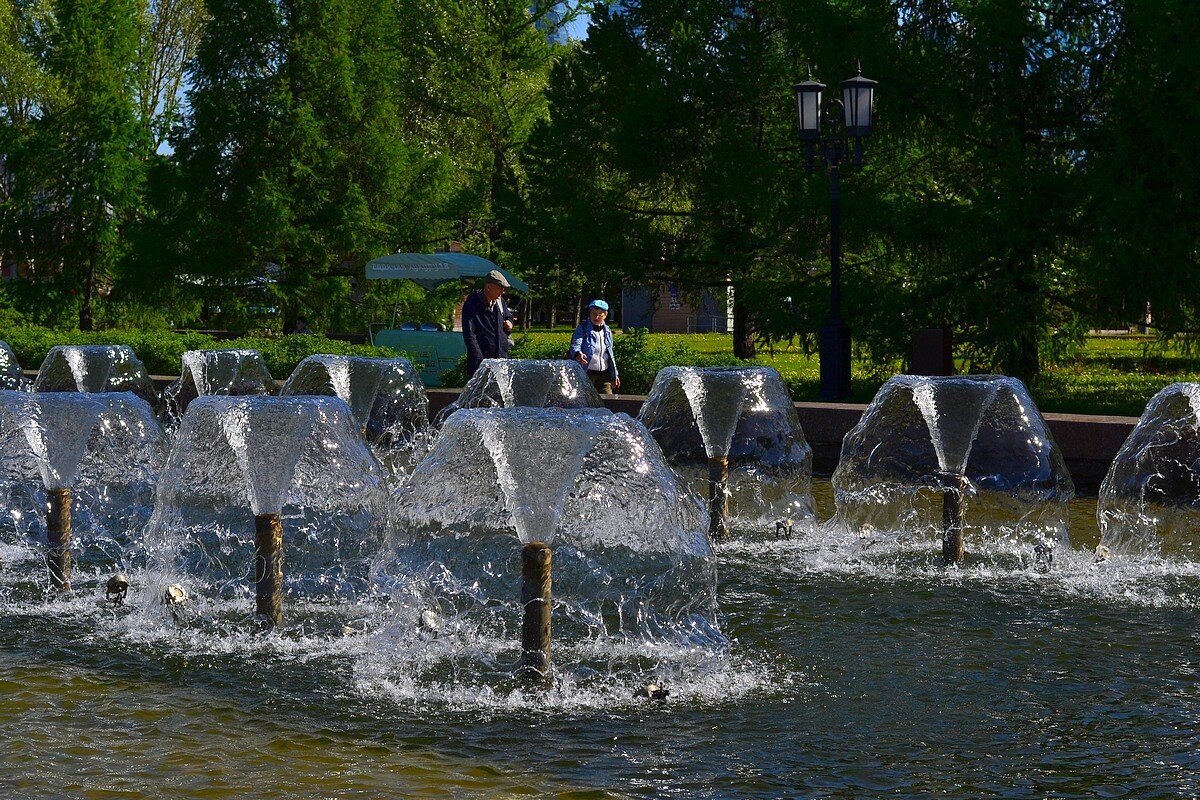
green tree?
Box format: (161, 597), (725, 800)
(133, 0), (208, 150)
(396, 0), (566, 261)
(514, 1), (808, 357)
(173, 0), (444, 331)
(2, 0), (147, 330)
(1085, 1), (1200, 339)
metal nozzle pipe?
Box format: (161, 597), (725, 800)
(519, 541), (552, 687)
(46, 487), (72, 592)
(254, 512), (284, 628)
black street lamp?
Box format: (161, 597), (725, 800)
(794, 63), (877, 401)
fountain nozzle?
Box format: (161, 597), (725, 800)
(105, 574), (129, 606)
(941, 474), (967, 565)
(518, 541), (552, 688)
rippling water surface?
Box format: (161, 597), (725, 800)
(4, 484), (1200, 798)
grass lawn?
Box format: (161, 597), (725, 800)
(514, 328), (1199, 417)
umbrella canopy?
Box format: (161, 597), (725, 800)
(364, 252), (529, 293)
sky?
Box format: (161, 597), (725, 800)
(564, 9), (591, 41)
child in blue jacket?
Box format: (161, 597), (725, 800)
(569, 299), (621, 395)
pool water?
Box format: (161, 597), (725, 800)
(3, 486), (1199, 799)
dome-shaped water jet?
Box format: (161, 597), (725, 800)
(280, 355), (430, 474)
(145, 395), (389, 630)
(33, 344), (161, 414)
(0, 341), (29, 391)
(162, 349), (277, 424)
(638, 366), (814, 540)
(1099, 382), (1200, 559)
(0, 391), (166, 589)
(832, 374), (1073, 564)
(436, 359), (604, 423)
(385, 407), (716, 686)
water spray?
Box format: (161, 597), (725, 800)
(519, 541), (552, 687)
(46, 487), (72, 591)
(254, 512), (284, 628)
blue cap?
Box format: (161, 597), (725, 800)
(588, 299), (609, 312)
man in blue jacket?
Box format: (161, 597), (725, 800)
(461, 269), (513, 378)
(569, 299), (621, 395)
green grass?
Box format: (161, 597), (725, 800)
(514, 329), (1200, 417)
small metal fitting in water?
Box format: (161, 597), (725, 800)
(163, 584), (187, 605)
(1094, 544), (1112, 563)
(105, 574), (129, 606)
(1033, 544), (1053, 574)
(775, 521), (793, 540)
(634, 683), (670, 701)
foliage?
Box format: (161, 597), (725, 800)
(1, 0), (147, 331)
(512, 1), (805, 359)
(0, 323), (400, 378)
(2, 0), (1200, 392)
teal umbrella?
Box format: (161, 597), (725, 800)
(364, 252), (529, 293)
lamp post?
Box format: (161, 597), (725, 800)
(794, 63), (877, 401)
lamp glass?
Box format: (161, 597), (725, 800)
(794, 81), (824, 140)
(840, 72), (877, 137)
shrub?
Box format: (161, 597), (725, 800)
(0, 324), (406, 381)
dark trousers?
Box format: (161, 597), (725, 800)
(587, 366), (614, 395)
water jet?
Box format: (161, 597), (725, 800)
(833, 375), (1073, 562)
(639, 367), (814, 539)
(147, 395), (388, 629)
(163, 349), (277, 424)
(437, 359), (604, 424)
(1099, 382), (1200, 559)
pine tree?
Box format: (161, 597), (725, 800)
(174, 0), (441, 329)
(4, 0), (146, 329)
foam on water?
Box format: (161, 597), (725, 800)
(639, 366), (815, 530)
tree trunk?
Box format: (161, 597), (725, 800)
(572, 295), (582, 328)
(79, 250), (96, 331)
(1004, 332), (1040, 386)
(549, 302), (557, 329)
(732, 283), (755, 359)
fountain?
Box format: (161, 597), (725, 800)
(144, 396), (389, 629)
(162, 349), (277, 424)
(0, 391), (166, 589)
(33, 344), (162, 413)
(638, 366), (815, 540)
(436, 358), (604, 423)
(1098, 382), (1200, 559)
(0, 341), (29, 391)
(385, 407), (717, 684)
(9, 347), (1200, 795)
(280, 355), (430, 473)
(832, 374), (1073, 563)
